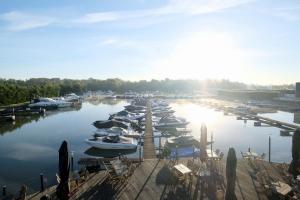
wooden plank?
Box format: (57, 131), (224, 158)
(143, 101), (156, 159)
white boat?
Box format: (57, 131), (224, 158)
(86, 135), (138, 150)
(64, 93), (81, 102)
(94, 127), (141, 138)
(52, 97), (73, 108)
(29, 97), (72, 108)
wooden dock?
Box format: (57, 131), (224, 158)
(143, 101), (156, 159)
(111, 158), (275, 200)
(232, 110), (300, 131)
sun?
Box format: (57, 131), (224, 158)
(154, 31), (250, 81)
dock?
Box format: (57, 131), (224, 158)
(232, 110), (300, 131)
(143, 101), (156, 159)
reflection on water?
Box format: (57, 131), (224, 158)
(260, 111), (300, 125)
(84, 147), (137, 158)
(85, 98), (124, 106)
(0, 99), (295, 195)
(0, 100), (128, 194)
(0, 104), (82, 136)
(171, 101), (292, 163)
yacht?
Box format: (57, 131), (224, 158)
(29, 97), (72, 108)
(64, 93), (81, 102)
(86, 135), (138, 150)
(93, 127), (140, 138)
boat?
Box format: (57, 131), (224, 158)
(64, 93), (81, 102)
(28, 98), (59, 109)
(52, 97), (73, 108)
(93, 127), (141, 138)
(93, 120), (129, 129)
(166, 135), (196, 148)
(155, 117), (189, 129)
(86, 135), (138, 150)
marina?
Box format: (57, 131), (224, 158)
(0, 97), (299, 199)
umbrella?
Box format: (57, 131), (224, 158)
(289, 129), (300, 178)
(200, 123), (207, 162)
(56, 141), (70, 200)
(225, 147), (237, 200)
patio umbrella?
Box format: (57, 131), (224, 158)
(200, 123), (207, 162)
(225, 147), (237, 200)
(289, 129), (300, 178)
(56, 140), (70, 200)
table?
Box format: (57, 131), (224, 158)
(206, 149), (219, 159)
(173, 164), (192, 176)
(110, 160), (128, 176)
(271, 181), (292, 196)
(245, 151), (259, 157)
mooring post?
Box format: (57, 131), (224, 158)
(159, 136), (161, 157)
(192, 145), (195, 163)
(269, 136), (271, 163)
(2, 185), (6, 196)
(71, 151), (74, 172)
(176, 145), (178, 164)
(40, 173), (44, 192)
(139, 137), (142, 164)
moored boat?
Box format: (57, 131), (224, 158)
(86, 135), (138, 150)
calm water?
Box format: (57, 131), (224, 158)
(0, 99), (294, 194)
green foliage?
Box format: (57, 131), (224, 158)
(0, 78), (247, 106)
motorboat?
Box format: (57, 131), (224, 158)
(52, 97), (73, 108)
(29, 97), (73, 108)
(94, 127), (127, 136)
(64, 93), (81, 102)
(155, 118), (189, 129)
(93, 119), (129, 129)
(166, 135), (196, 148)
(93, 127), (141, 138)
(86, 135), (138, 150)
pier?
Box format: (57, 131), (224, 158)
(232, 110), (300, 131)
(142, 101), (156, 159)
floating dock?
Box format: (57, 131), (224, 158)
(142, 101), (156, 159)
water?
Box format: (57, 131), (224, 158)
(0, 99), (294, 194)
(170, 100), (292, 163)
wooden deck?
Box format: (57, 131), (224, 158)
(111, 158), (272, 200)
(27, 171), (108, 200)
(143, 101), (156, 159)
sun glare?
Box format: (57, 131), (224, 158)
(155, 32), (249, 81)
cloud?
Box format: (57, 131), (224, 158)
(98, 37), (135, 47)
(75, 0), (255, 24)
(4, 143), (56, 161)
(0, 11), (55, 31)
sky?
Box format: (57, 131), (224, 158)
(0, 0), (300, 85)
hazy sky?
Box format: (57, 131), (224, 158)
(0, 0), (300, 84)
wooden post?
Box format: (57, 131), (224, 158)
(40, 173), (44, 192)
(139, 137), (142, 164)
(2, 185), (6, 196)
(269, 136), (271, 163)
(192, 145), (195, 163)
(176, 145), (178, 163)
(159, 136), (161, 157)
(71, 156), (74, 172)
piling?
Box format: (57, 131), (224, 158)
(40, 173), (44, 192)
(2, 185), (6, 196)
(269, 136), (271, 163)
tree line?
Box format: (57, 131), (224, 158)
(0, 78), (247, 106)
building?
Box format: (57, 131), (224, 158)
(296, 82), (300, 98)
